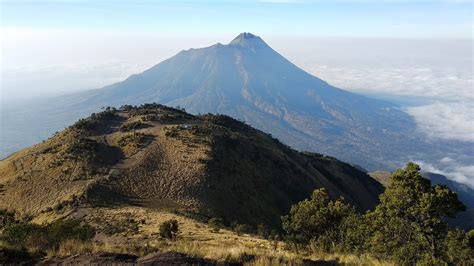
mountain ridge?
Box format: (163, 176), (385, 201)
(0, 104), (383, 227)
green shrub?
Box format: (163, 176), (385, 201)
(141, 114), (157, 122)
(96, 217), (139, 236)
(444, 228), (473, 265)
(268, 229), (279, 241)
(281, 187), (355, 251)
(467, 229), (474, 248)
(0, 209), (16, 229)
(71, 110), (117, 131)
(159, 219), (179, 240)
(52, 203), (63, 213)
(119, 121), (146, 132)
(62, 137), (103, 163)
(365, 162), (466, 264)
(280, 162), (471, 264)
(208, 218), (224, 233)
(234, 224), (252, 236)
(120, 105), (134, 112)
(1, 223), (45, 247)
(0, 246), (37, 264)
(1, 218), (95, 253)
(257, 224), (269, 239)
(47, 219), (95, 244)
(117, 132), (149, 148)
(230, 220), (239, 230)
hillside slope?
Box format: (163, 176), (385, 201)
(0, 104), (383, 227)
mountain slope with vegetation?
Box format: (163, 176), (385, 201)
(284, 163), (472, 265)
(0, 104), (383, 228)
(1, 161), (471, 265)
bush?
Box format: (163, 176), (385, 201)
(159, 219), (179, 240)
(65, 138), (100, 159)
(1, 218), (95, 254)
(234, 224), (252, 236)
(281, 188), (355, 251)
(230, 220), (238, 230)
(47, 219), (95, 244)
(71, 110), (117, 131)
(365, 162), (466, 264)
(268, 229), (279, 241)
(117, 132), (149, 148)
(257, 224), (269, 239)
(0, 246), (37, 264)
(444, 229), (473, 265)
(119, 121), (147, 132)
(1, 223), (45, 247)
(208, 218), (224, 233)
(280, 162), (471, 264)
(0, 209), (16, 229)
(95, 217), (139, 236)
(52, 203), (64, 213)
(467, 229), (474, 248)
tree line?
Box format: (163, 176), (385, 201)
(282, 162), (473, 265)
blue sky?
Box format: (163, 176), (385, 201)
(1, 0), (472, 38)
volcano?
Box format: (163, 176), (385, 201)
(1, 33), (453, 170)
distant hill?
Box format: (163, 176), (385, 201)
(369, 171), (474, 230)
(2, 33), (472, 172)
(367, 171), (391, 187)
(0, 104), (383, 227)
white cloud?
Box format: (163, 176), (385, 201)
(271, 37), (472, 102)
(304, 65), (473, 103)
(440, 156), (455, 163)
(406, 102), (474, 142)
(272, 37), (473, 143)
(415, 160), (474, 189)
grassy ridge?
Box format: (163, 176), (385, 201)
(1, 206), (390, 265)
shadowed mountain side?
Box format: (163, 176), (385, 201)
(0, 104), (383, 227)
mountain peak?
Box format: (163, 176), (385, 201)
(229, 32), (268, 49)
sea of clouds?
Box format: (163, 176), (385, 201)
(276, 38), (473, 188)
(278, 39), (474, 188)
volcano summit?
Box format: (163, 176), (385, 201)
(1, 33), (466, 171)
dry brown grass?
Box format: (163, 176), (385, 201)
(70, 206), (392, 265)
(0, 105), (390, 265)
(46, 239), (95, 258)
(0, 105), (383, 226)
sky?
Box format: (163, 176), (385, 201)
(1, 0), (472, 38)
(1, 0), (473, 185)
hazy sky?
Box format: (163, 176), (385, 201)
(1, 0), (473, 185)
(2, 0), (472, 38)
